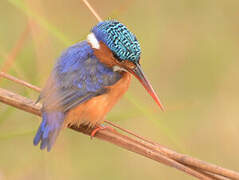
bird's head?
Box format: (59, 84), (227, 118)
(87, 20), (164, 111)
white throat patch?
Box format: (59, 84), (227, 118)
(113, 65), (127, 72)
(87, 33), (100, 49)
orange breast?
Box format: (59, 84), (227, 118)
(65, 71), (131, 128)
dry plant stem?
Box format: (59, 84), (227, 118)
(0, 75), (228, 180)
(72, 125), (214, 180)
(157, 147), (239, 180)
(0, 73), (234, 179)
(194, 168), (230, 180)
(0, 88), (41, 116)
(0, 89), (239, 179)
(82, 0), (102, 22)
(0, 88), (215, 180)
(0, 72), (41, 93)
(105, 120), (239, 180)
(0, 75), (238, 180)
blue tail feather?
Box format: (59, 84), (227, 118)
(34, 111), (64, 152)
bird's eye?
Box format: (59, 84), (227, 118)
(112, 52), (123, 62)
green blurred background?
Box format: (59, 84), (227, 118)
(0, 0), (239, 179)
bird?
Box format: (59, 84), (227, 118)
(33, 20), (164, 151)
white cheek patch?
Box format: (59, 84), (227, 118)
(113, 65), (128, 72)
(87, 33), (100, 49)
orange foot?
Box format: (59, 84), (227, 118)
(91, 125), (115, 139)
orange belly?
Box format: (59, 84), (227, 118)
(65, 71), (131, 127)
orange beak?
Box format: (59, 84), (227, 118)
(128, 63), (165, 111)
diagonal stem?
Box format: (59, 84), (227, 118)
(1, 74), (239, 179)
(82, 0), (102, 22)
(0, 72), (41, 92)
(0, 87), (216, 180)
(105, 120), (239, 179)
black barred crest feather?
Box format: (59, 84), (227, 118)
(92, 20), (141, 63)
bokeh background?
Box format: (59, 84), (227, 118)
(0, 0), (239, 179)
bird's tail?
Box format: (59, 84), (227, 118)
(33, 111), (64, 152)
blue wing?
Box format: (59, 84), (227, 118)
(41, 41), (121, 112)
(34, 41), (121, 151)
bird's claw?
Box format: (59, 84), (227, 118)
(91, 125), (115, 139)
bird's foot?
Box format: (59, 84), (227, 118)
(91, 124), (115, 139)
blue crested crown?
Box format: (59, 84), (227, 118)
(92, 20), (141, 63)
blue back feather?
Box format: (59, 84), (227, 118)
(34, 41), (121, 151)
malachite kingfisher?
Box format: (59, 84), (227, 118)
(34, 20), (164, 151)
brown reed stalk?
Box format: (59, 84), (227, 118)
(0, 72), (41, 92)
(82, 0), (103, 22)
(0, 87), (217, 180)
(0, 81), (239, 179)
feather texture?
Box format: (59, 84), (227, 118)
(92, 20), (141, 63)
(33, 111), (64, 151)
(40, 41), (122, 112)
(34, 41), (122, 151)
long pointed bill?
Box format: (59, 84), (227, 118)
(129, 63), (165, 111)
